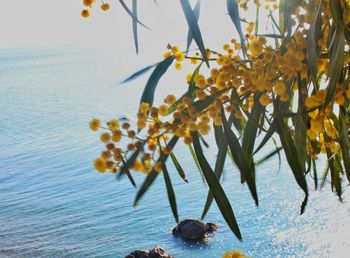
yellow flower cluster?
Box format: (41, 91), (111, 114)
(81, 0), (110, 18)
(89, 0), (350, 182)
(222, 250), (246, 258)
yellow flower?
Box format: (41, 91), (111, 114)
(274, 81), (286, 96)
(81, 9), (90, 18)
(175, 52), (185, 62)
(198, 122), (210, 135)
(216, 72), (230, 89)
(175, 62), (182, 70)
(94, 158), (106, 173)
(107, 119), (119, 130)
(259, 94), (271, 106)
(137, 120), (146, 129)
(307, 129), (317, 140)
(346, 87), (350, 99)
(183, 135), (193, 144)
(159, 105), (168, 116)
(213, 116), (222, 126)
(154, 162), (163, 173)
(171, 46), (179, 53)
(335, 93), (345, 105)
(223, 250), (246, 258)
(280, 92), (290, 102)
(100, 132), (111, 143)
(101, 150), (112, 160)
(111, 131), (122, 142)
(211, 68), (220, 79)
(101, 3), (110, 11)
(223, 44), (231, 51)
(164, 51), (172, 59)
(132, 159), (143, 171)
(89, 118), (100, 131)
(195, 74), (207, 89)
(140, 102), (150, 113)
(247, 22), (255, 34)
(83, 0), (95, 7)
(190, 58), (198, 65)
(165, 94), (177, 104)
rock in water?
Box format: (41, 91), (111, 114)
(124, 246), (173, 258)
(172, 219), (217, 240)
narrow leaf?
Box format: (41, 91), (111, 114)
(180, 0), (209, 66)
(221, 110), (259, 206)
(202, 125), (228, 219)
(339, 107), (350, 183)
(132, 0), (139, 54)
(140, 56), (175, 107)
(275, 117), (309, 214)
(186, 0), (201, 54)
(170, 152), (188, 183)
(119, 0), (150, 29)
(189, 144), (205, 183)
(134, 136), (179, 206)
(256, 146), (283, 166)
(162, 159), (179, 223)
(192, 132), (242, 240)
(227, 0), (246, 56)
(324, 30), (345, 107)
(120, 157), (137, 187)
(120, 63), (156, 84)
(307, 0), (322, 82)
(118, 140), (146, 178)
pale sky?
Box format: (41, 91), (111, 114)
(0, 1), (260, 55)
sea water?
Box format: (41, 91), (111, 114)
(0, 46), (349, 258)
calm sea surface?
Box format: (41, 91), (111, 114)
(0, 46), (350, 258)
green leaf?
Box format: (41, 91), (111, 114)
(201, 125), (228, 219)
(339, 107), (350, 183)
(321, 165), (329, 189)
(188, 144), (205, 183)
(324, 134), (343, 200)
(192, 131), (242, 240)
(170, 152), (188, 183)
(162, 159), (179, 223)
(307, 1), (322, 82)
(180, 0), (209, 66)
(255, 146), (283, 166)
(118, 140), (146, 179)
(226, 0), (246, 56)
(275, 117), (309, 214)
(120, 64), (156, 84)
(324, 30), (345, 107)
(221, 110), (259, 206)
(120, 157), (137, 188)
(119, 0), (150, 29)
(312, 159), (318, 190)
(140, 56), (175, 107)
(253, 123), (275, 155)
(292, 77), (308, 174)
(242, 94), (263, 164)
(134, 136), (179, 207)
(132, 0), (138, 53)
(241, 94), (263, 183)
(186, 0), (201, 54)
(279, 0), (302, 36)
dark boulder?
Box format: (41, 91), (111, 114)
(172, 219), (217, 240)
(124, 246), (173, 258)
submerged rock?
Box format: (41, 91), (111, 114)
(172, 219), (217, 240)
(124, 246), (173, 258)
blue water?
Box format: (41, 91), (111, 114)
(1, 46), (349, 258)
